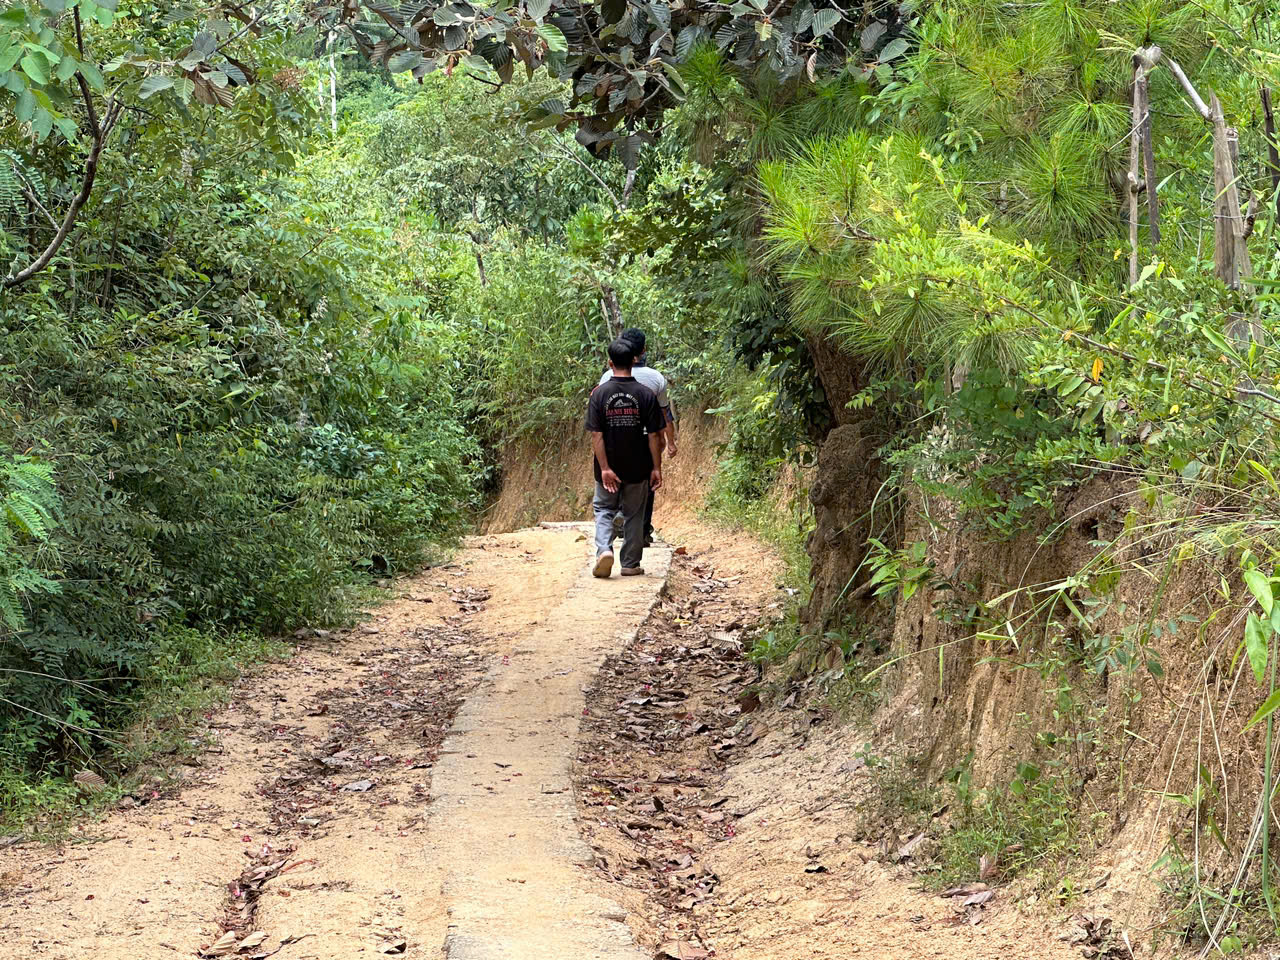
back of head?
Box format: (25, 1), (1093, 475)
(608, 338), (635, 372)
(620, 328), (646, 357)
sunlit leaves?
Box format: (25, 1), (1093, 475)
(138, 75), (174, 99)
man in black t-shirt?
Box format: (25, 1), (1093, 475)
(585, 339), (665, 578)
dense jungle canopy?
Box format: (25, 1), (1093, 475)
(7, 0), (1280, 945)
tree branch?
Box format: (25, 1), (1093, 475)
(3, 81), (121, 290)
(540, 135), (621, 210)
(1163, 55), (1212, 121)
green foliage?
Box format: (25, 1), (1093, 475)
(0, 457), (61, 633)
(864, 539), (932, 602)
(704, 368), (815, 587)
(326, 0), (866, 160)
(0, 44), (486, 798)
(934, 758), (1084, 890)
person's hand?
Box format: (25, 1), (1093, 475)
(601, 468), (620, 493)
(665, 440), (678, 459)
(650, 468), (663, 491)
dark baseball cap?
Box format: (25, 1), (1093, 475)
(620, 328), (646, 353)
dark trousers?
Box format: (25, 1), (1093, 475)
(593, 481), (648, 569)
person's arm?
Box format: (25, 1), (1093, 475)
(592, 431), (620, 492)
(648, 433), (663, 491)
(655, 377), (677, 458)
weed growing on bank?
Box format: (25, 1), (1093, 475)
(0, 627), (289, 834)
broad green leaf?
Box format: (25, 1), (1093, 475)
(79, 60), (103, 91)
(660, 60), (685, 94)
(55, 55), (78, 82)
(388, 50), (424, 73)
(811, 9), (839, 37)
(526, 0), (551, 19)
(0, 42), (21, 73)
(538, 22), (568, 53)
(173, 75), (195, 103)
(1245, 688), (1280, 732)
(1246, 612), (1270, 683)
(54, 114), (77, 140)
(31, 106), (52, 140)
(14, 88), (34, 123)
(1137, 262), (1157, 286)
(461, 54), (498, 80)
(1244, 569), (1274, 615)
(0, 7), (27, 26)
(138, 74), (174, 99)
(20, 53), (48, 85)
(879, 37), (909, 61)
(1200, 324), (1238, 359)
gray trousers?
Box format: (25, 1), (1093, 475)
(593, 480), (648, 569)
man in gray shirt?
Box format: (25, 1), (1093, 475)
(596, 329), (677, 545)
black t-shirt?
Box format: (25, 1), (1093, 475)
(585, 376), (665, 484)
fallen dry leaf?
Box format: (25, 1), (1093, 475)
(940, 882), (989, 898)
(378, 939), (407, 954)
(73, 770), (107, 793)
(894, 832), (928, 862)
(199, 930), (240, 957)
(656, 942), (709, 960)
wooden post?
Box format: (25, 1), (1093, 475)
(1263, 87), (1280, 220)
(1140, 69), (1160, 244)
(1211, 93), (1253, 291)
(1128, 54), (1144, 288)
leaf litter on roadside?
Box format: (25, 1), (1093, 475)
(199, 622), (489, 955)
(574, 555), (764, 955)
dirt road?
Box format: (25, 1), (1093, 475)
(0, 524), (666, 960)
(0, 519), (1097, 960)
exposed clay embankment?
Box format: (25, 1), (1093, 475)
(482, 410), (729, 536)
